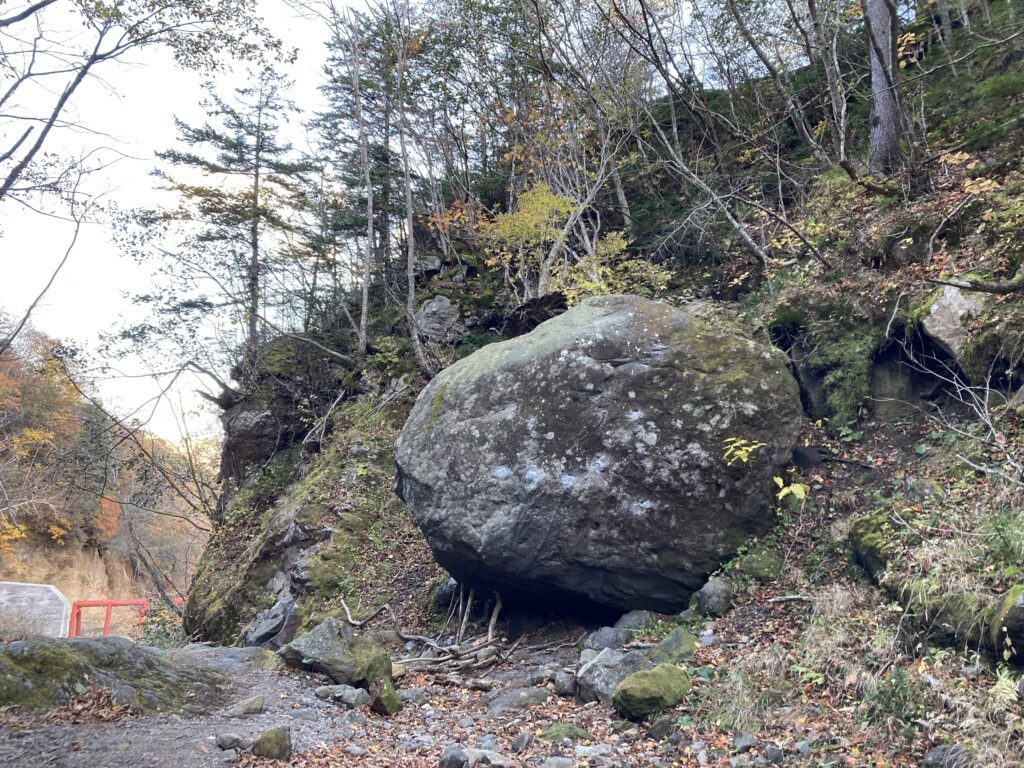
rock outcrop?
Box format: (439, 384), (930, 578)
(0, 637), (225, 712)
(395, 295), (802, 612)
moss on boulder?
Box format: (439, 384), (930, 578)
(612, 664), (691, 721)
(0, 637), (225, 712)
(644, 627), (698, 665)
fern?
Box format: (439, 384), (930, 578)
(991, 666), (1019, 710)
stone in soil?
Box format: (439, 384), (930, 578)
(251, 726), (292, 761)
(224, 695), (264, 717)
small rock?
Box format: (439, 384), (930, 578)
(439, 744), (470, 768)
(510, 731), (534, 753)
(646, 715), (675, 741)
(762, 744), (784, 764)
(576, 744), (612, 757)
(483, 686), (551, 718)
(225, 695), (265, 717)
(583, 626), (631, 650)
(959, 665), (982, 679)
(733, 731), (757, 754)
(345, 745), (368, 756)
(579, 648), (599, 665)
(540, 759), (575, 768)
(217, 749), (237, 764)
(316, 684), (372, 708)
(215, 734), (244, 751)
(695, 577), (733, 617)
(540, 723), (595, 743)
(553, 671), (577, 697)
(923, 744), (973, 768)
(463, 749), (518, 767)
(795, 740), (813, 757)
(699, 628), (715, 646)
(476, 734), (501, 752)
(459, 715), (475, 729)
(251, 726), (292, 761)
(400, 688), (429, 706)
(614, 610), (655, 630)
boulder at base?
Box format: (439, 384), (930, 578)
(0, 637), (225, 712)
(395, 295), (802, 612)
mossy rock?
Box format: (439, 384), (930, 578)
(990, 584), (1024, 662)
(371, 678), (402, 716)
(731, 544), (784, 583)
(278, 618), (392, 689)
(644, 627), (698, 665)
(252, 726), (292, 760)
(0, 637), (225, 712)
(612, 664), (691, 721)
(849, 509), (901, 578)
(539, 723), (595, 742)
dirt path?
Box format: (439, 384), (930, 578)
(0, 647), (352, 768)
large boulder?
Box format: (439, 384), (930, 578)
(0, 637), (225, 712)
(278, 618), (394, 696)
(395, 295), (802, 612)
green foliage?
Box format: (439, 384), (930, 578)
(861, 668), (926, 738)
(551, 232), (672, 305)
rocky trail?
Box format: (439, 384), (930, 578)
(0, 579), (997, 768)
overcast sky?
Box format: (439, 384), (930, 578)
(0, 0), (334, 441)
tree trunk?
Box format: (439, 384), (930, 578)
(865, 0), (903, 174)
(394, 4), (432, 378)
(611, 165), (633, 235)
(347, 17), (374, 363)
(246, 90), (263, 374)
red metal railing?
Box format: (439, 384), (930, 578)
(67, 596), (187, 638)
(68, 599), (150, 638)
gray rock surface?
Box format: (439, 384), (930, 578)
(553, 670), (577, 697)
(314, 684), (372, 708)
(576, 647), (653, 704)
(278, 618), (392, 688)
(583, 626), (631, 651)
(922, 744), (973, 768)
(224, 695), (264, 717)
(614, 610), (655, 630)
(921, 286), (986, 363)
(416, 295), (465, 345)
(243, 598), (297, 649)
(695, 577), (733, 617)
(439, 745), (470, 768)
(396, 295), (802, 612)
(0, 636), (226, 712)
(483, 686), (551, 719)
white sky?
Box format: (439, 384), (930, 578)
(0, 0), (336, 441)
